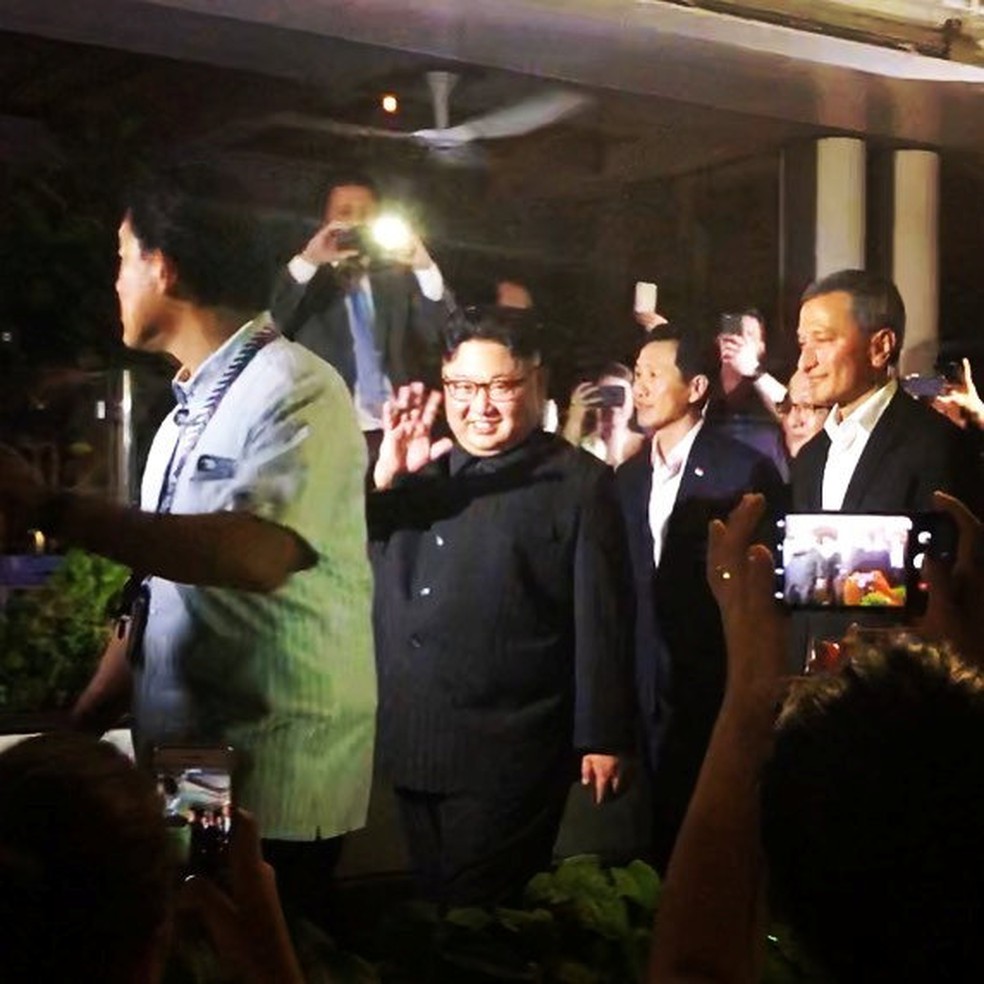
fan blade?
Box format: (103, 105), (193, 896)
(260, 111), (415, 141)
(413, 89), (590, 147)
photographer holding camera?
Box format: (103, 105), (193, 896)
(271, 174), (454, 448)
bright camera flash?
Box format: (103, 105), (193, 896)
(381, 93), (399, 114)
(371, 214), (412, 252)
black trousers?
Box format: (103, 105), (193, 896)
(395, 776), (572, 908)
(261, 835), (344, 930)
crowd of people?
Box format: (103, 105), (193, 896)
(1, 164), (984, 982)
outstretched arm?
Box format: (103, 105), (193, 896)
(650, 494), (788, 984)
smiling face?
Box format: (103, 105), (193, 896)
(442, 339), (542, 457)
(797, 290), (894, 418)
(632, 339), (704, 436)
(115, 217), (170, 354)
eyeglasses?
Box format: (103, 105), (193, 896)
(442, 375), (529, 403)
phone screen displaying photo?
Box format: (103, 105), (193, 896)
(154, 747), (233, 878)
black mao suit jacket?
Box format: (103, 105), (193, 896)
(616, 425), (786, 866)
(367, 431), (636, 796)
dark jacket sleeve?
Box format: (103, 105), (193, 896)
(270, 265), (344, 340)
(572, 464), (636, 755)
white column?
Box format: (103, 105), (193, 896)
(893, 149), (939, 376)
(815, 137), (866, 278)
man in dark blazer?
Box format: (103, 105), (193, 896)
(792, 269), (982, 518)
(368, 307), (635, 906)
(616, 325), (786, 873)
(791, 269), (983, 670)
(271, 175), (452, 441)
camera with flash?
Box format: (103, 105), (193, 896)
(335, 214), (413, 260)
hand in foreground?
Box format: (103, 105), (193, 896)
(178, 810), (304, 984)
(581, 753), (623, 804)
(915, 490), (984, 667)
(373, 383), (454, 490)
(717, 333), (760, 378)
(707, 493), (789, 710)
(936, 357), (984, 430)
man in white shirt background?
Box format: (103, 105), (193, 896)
(615, 324), (785, 872)
(791, 268), (982, 517)
(271, 174), (453, 450)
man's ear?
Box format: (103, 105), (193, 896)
(688, 373), (710, 406)
(151, 250), (179, 296)
(870, 328), (897, 370)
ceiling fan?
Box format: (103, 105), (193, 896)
(256, 71), (592, 165)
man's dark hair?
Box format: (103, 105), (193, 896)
(801, 269), (906, 365)
(761, 640), (984, 983)
(124, 164), (269, 311)
(639, 323), (719, 395)
(0, 733), (171, 983)
(325, 172), (380, 201)
(443, 305), (542, 363)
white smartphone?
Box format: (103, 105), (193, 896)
(634, 281), (658, 314)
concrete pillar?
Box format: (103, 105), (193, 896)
(815, 137), (866, 278)
(893, 149), (940, 375)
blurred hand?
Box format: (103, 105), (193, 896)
(373, 383), (453, 490)
(915, 490), (984, 667)
(936, 358), (984, 430)
(581, 753), (623, 804)
(634, 311), (669, 332)
(707, 493), (789, 711)
(299, 220), (362, 268)
(178, 810), (304, 984)
(717, 333), (760, 378)
(389, 230), (434, 271)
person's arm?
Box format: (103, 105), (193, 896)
(70, 627), (134, 735)
(36, 490), (311, 592)
(270, 222), (359, 337)
(572, 466), (636, 801)
(650, 494), (788, 984)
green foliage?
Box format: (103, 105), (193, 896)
(0, 550), (128, 712)
(374, 855), (829, 983)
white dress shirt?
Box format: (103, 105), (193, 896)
(649, 419), (704, 569)
(821, 379), (897, 510)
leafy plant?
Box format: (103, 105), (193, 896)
(0, 550), (128, 712)
(373, 855), (828, 983)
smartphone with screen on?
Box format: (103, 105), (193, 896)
(774, 512), (957, 616)
(154, 745), (234, 881)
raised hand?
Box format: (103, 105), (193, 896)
(373, 383), (454, 489)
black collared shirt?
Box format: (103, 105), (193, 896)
(368, 430), (635, 793)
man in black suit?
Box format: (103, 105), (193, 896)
(271, 175), (452, 444)
(790, 269), (983, 669)
(616, 326), (786, 872)
(368, 307), (635, 906)
(792, 269), (982, 517)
